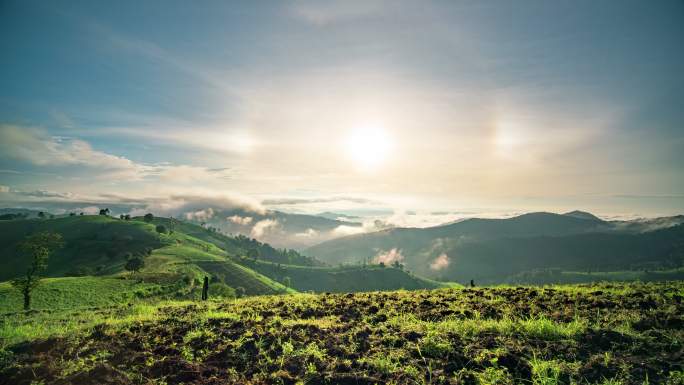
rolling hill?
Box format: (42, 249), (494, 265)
(304, 211), (684, 283)
(0, 214), (450, 309)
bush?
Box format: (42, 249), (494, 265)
(144, 213), (154, 223)
(209, 283), (236, 298)
(235, 287), (246, 298)
(155, 225), (167, 234)
(125, 257), (145, 273)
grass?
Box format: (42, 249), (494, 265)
(0, 276), (163, 312)
(237, 258), (461, 292)
(1, 282), (681, 384)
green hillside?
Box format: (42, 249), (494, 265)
(0, 214), (457, 308)
(211, 258), (459, 292)
(0, 215), (290, 302)
(0, 277), (165, 313)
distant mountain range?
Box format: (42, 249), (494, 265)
(304, 211), (684, 283)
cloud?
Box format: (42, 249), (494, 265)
(430, 253), (450, 271)
(262, 196), (377, 206)
(184, 207), (215, 221)
(0, 185), (9, 193)
(332, 224), (367, 236)
(374, 248), (404, 265)
(295, 228), (319, 238)
(16, 190), (75, 199)
(0, 124), (145, 179)
(251, 219), (279, 238)
(227, 215), (253, 225)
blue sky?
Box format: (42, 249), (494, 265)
(1, 0), (683, 220)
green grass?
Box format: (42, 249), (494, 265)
(0, 276), (163, 313)
(3, 282), (682, 384)
(238, 258), (461, 292)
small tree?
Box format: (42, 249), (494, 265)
(11, 232), (63, 310)
(155, 224), (167, 234)
(144, 213), (154, 223)
(235, 286), (246, 298)
(124, 256), (145, 273)
(37, 211), (45, 219)
(99, 208), (110, 216)
(247, 248), (260, 261)
(124, 214), (131, 220)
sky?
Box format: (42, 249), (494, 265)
(1, 0), (683, 222)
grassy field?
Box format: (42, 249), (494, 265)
(1, 282), (682, 384)
(234, 259), (460, 292)
(0, 277), (165, 313)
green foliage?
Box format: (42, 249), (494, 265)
(143, 213), (154, 222)
(155, 224), (167, 234)
(124, 256), (145, 273)
(11, 231), (63, 310)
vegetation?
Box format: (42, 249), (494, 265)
(232, 259), (459, 292)
(1, 282), (681, 384)
(10, 231), (63, 310)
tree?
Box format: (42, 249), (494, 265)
(124, 214), (131, 220)
(155, 224), (167, 234)
(143, 213), (154, 223)
(69, 212), (76, 217)
(99, 208), (110, 216)
(120, 214), (125, 220)
(11, 232), (63, 310)
(247, 248), (260, 261)
(124, 256), (145, 273)
(37, 211), (45, 219)
(235, 286), (246, 298)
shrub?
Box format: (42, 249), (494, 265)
(155, 225), (167, 234)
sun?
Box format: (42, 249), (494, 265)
(345, 125), (391, 171)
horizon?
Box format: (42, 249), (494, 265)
(2, 1), (683, 228)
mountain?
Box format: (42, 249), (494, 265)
(304, 211), (684, 283)
(562, 210), (603, 221)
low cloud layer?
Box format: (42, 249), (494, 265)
(251, 219), (279, 238)
(430, 253), (450, 271)
(374, 248), (404, 265)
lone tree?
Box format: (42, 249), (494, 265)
(124, 256), (145, 273)
(11, 231), (63, 310)
(143, 213), (154, 223)
(155, 224), (167, 234)
(99, 208), (110, 216)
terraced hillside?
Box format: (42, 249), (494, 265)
(1, 282), (682, 384)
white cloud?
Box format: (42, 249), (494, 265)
(374, 248), (404, 265)
(430, 253), (450, 270)
(250, 219), (279, 238)
(184, 207), (215, 221)
(295, 228), (319, 238)
(332, 224), (367, 236)
(227, 215), (253, 225)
